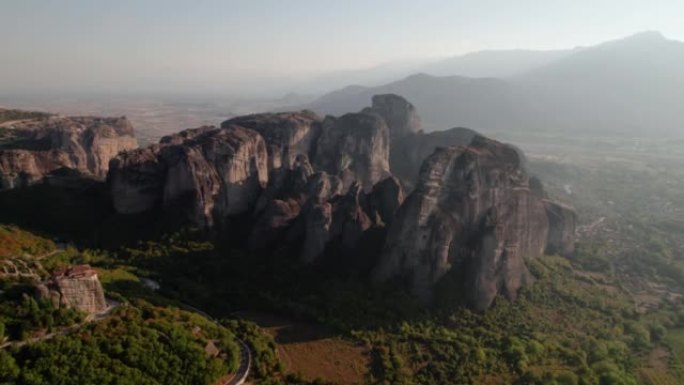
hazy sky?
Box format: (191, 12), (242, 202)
(2, 0), (684, 96)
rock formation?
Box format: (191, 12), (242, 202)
(390, 127), (477, 186)
(36, 264), (107, 314)
(0, 116), (138, 189)
(105, 93), (576, 309)
(312, 112), (390, 192)
(375, 135), (575, 310)
(223, 111), (321, 174)
(364, 94), (421, 138)
(543, 200), (577, 257)
(109, 125), (268, 227)
(221, 112), (322, 211)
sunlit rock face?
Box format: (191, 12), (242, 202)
(222, 111), (322, 212)
(223, 111), (321, 174)
(0, 116), (138, 189)
(375, 135), (575, 310)
(109, 125), (268, 227)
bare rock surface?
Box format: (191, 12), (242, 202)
(0, 116), (138, 189)
(364, 94), (421, 138)
(390, 127), (477, 186)
(312, 112), (390, 192)
(109, 125), (268, 227)
(104, 94), (576, 309)
(375, 135), (575, 310)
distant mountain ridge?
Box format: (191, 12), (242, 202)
(305, 31), (684, 136)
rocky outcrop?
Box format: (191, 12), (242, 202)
(330, 183), (373, 249)
(104, 94), (577, 310)
(108, 145), (165, 214)
(390, 127), (477, 186)
(0, 116), (138, 189)
(223, 111), (321, 174)
(109, 125), (268, 227)
(544, 200), (577, 257)
(312, 112), (390, 192)
(364, 94), (421, 138)
(36, 265), (107, 314)
(365, 176), (404, 226)
(375, 135), (574, 310)
(222, 112), (322, 212)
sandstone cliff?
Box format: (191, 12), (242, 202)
(109, 125), (268, 227)
(364, 93), (421, 138)
(390, 127), (477, 185)
(375, 135), (575, 310)
(312, 112), (390, 192)
(105, 94), (576, 309)
(0, 116), (138, 189)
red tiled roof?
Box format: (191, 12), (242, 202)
(52, 264), (96, 279)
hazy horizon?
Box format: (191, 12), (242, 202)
(3, 0), (684, 97)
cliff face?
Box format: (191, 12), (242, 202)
(390, 127), (477, 186)
(106, 94), (576, 309)
(375, 135), (574, 310)
(365, 94), (421, 138)
(223, 111), (321, 174)
(313, 112), (390, 192)
(0, 116), (138, 189)
(109, 125), (268, 227)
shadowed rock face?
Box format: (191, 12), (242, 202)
(312, 112), (390, 192)
(365, 94), (421, 138)
(390, 127), (478, 187)
(365, 176), (404, 226)
(109, 125), (268, 227)
(544, 200), (577, 257)
(375, 135), (572, 310)
(0, 116), (138, 189)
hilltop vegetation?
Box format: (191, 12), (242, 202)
(0, 302), (240, 385)
(0, 109), (50, 125)
(0, 225), (55, 259)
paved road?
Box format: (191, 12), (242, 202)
(176, 303), (252, 385)
(0, 300), (119, 350)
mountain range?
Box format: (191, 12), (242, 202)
(304, 31), (684, 136)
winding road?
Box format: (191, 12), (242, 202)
(175, 302), (252, 385)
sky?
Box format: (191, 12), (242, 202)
(2, 0), (684, 96)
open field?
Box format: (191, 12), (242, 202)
(240, 312), (370, 384)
